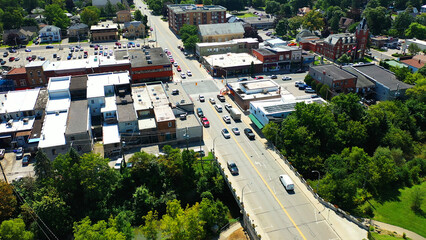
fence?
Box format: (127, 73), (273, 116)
(270, 144), (370, 231)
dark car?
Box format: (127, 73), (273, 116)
(271, 75), (277, 79)
(217, 94), (225, 102)
(244, 128), (255, 140)
(196, 108), (204, 117)
(22, 155), (30, 166)
(225, 104), (232, 113)
(46, 45), (54, 49)
(238, 78), (248, 82)
(3, 52), (8, 57)
(227, 161), (239, 175)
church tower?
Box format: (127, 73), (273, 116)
(355, 18), (369, 59)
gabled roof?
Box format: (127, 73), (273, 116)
(352, 64), (413, 91)
(324, 33), (355, 45)
(339, 17), (354, 28)
(69, 23), (88, 30)
(40, 25), (61, 32)
(198, 22), (244, 37)
(124, 21), (143, 29)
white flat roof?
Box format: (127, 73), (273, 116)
(87, 72), (130, 99)
(154, 105), (174, 122)
(147, 84), (169, 107)
(103, 123), (120, 145)
(138, 118), (156, 130)
(48, 76), (71, 92)
(132, 85), (152, 111)
(0, 117), (35, 134)
(101, 96), (117, 112)
(204, 53), (262, 68)
(38, 111), (68, 148)
(0, 89), (40, 114)
(45, 98), (70, 112)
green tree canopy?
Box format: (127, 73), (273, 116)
(80, 6), (101, 27)
(265, 0), (280, 15)
(0, 181), (17, 222)
(0, 218), (33, 240)
(363, 6), (391, 35)
(44, 4), (70, 29)
(392, 11), (414, 37)
(302, 10), (324, 31)
(276, 19), (289, 36)
(73, 216), (128, 240)
(405, 22), (426, 40)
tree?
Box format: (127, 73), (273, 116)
(275, 19), (289, 36)
(408, 43), (421, 55)
(2, 8), (23, 30)
(65, 0), (75, 12)
(319, 84), (330, 99)
(203, 0), (212, 4)
(337, 53), (351, 64)
(302, 10), (324, 31)
(179, 24), (198, 41)
(405, 22), (426, 40)
(279, 3), (292, 18)
(133, 186), (157, 225)
(363, 7), (391, 35)
(250, 61), (255, 76)
(80, 6), (101, 27)
(288, 16), (304, 35)
(34, 150), (52, 181)
(410, 187), (424, 212)
(417, 65), (426, 77)
(0, 181), (17, 222)
(134, 10), (143, 21)
(73, 216), (126, 240)
(265, 1), (280, 15)
(44, 4), (70, 29)
(393, 11), (413, 37)
(104, 0), (117, 17)
(5, 33), (22, 46)
(252, 0), (264, 8)
(141, 211), (159, 240)
(183, 35), (200, 51)
(0, 218), (34, 240)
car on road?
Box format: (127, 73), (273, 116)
(9, 57), (15, 61)
(209, 98), (215, 104)
(305, 88), (316, 93)
(46, 45), (54, 49)
(0, 149), (5, 159)
(222, 115), (231, 123)
(282, 76), (292, 81)
(14, 57), (20, 61)
(16, 147), (23, 159)
(232, 127), (240, 135)
(177, 66), (181, 72)
(174, 62), (178, 67)
(244, 128), (255, 140)
(253, 76), (264, 79)
(199, 95), (205, 102)
(196, 107), (204, 117)
(3, 52), (8, 57)
(227, 161), (239, 175)
(225, 104), (232, 113)
(25, 49), (31, 52)
(148, 39), (156, 42)
(215, 104), (223, 112)
(201, 117), (210, 127)
(222, 128), (230, 139)
(22, 155), (30, 166)
(271, 75), (277, 79)
(280, 174), (294, 191)
(187, 70), (192, 76)
(238, 78), (248, 82)
(114, 158), (123, 170)
(170, 58), (174, 63)
(180, 72), (186, 79)
(217, 94), (225, 102)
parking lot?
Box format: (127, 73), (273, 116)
(0, 151), (34, 182)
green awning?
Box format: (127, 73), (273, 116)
(249, 114), (264, 129)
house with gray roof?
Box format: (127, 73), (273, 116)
(123, 21), (145, 38)
(198, 22), (244, 43)
(3, 26), (38, 44)
(68, 23), (89, 40)
(39, 25), (61, 43)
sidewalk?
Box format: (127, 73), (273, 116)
(217, 221), (249, 240)
(371, 220), (425, 240)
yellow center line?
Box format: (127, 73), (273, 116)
(207, 102), (307, 240)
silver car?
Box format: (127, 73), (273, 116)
(222, 128), (230, 139)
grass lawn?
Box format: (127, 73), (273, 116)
(370, 232), (410, 240)
(233, 12), (257, 18)
(370, 181), (426, 237)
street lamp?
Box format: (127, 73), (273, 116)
(312, 170), (320, 194)
(241, 182), (252, 228)
(212, 136), (219, 157)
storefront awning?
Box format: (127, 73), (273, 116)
(249, 114), (264, 129)
(16, 131), (31, 137)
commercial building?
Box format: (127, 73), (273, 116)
(198, 22), (245, 43)
(195, 38), (259, 58)
(341, 66), (375, 97)
(242, 17), (275, 29)
(123, 21), (146, 38)
(371, 36), (398, 49)
(226, 79), (282, 110)
(202, 53), (263, 77)
(92, 0), (121, 7)
(167, 4), (226, 34)
(115, 48), (173, 83)
(68, 23), (89, 40)
(252, 46), (302, 72)
(39, 25), (61, 43)
(90, 23), (119, 42)
(116, 10), (131, 23)
(309, 64), (357, 94)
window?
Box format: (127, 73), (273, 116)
(71, 136), (75, 141)
(52, 149), (57, 155)
(168, 122), (172, 127)
(39, 78), (43, 83)
(20, 79), (26, 86)
(37, 71), (41, 77)
(91, 100), (94, 104)
(29, 72), (33, 77)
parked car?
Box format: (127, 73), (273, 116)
(215, 104), (223, 112)
(177, 66), (181, 72)
(22, 155), (30, 166)
(305, 88), (316, 93)
(201, 117), (210, 127)
(222, 128), (231, 139)
(114, 158), (123, 170)
(222, 115), (231, 124)
(16, 147), (23, 159)
(0, 60), (5, 65)
(187, 70), (192, 76)
(282, 76), (292, 81)
(238, 78), (248, 82)
(174, 62), (178, 67)
(3, 52), (8, 57)
(209, 98), (216, 104)
(196, 107), (204, 117)
(232, 127), (240, 135)
(253, 76), (264, 79)
(180, 72), (186, 79)
(46, 45), (54, 49)
(0, 149), (5, 159)
(199, 95), (205, 102)
(298, 84), (308, 90)
(14, 57), (20, 61)
(25, 49), (31, 52)
(225, 103), (232, 113)
(227, 161), (239, 175)
(217, 94), (225, 102)
(271, 75), (277, 79)
(9, 57), (15, 61)
(295, 81), (304, 87)
(244, 128), (255, 140)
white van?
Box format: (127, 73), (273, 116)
(279, 174), (294, 191)
(215, 104), (223, 112)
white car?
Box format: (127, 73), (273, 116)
(282, 76), (292, 80)
(222, 128), (231, 139)
(222, 115), (231, 124)
(187, 70), (192, 76)
(209, 98), (216, 104)
(199, 95), (205, 102)
(114, 158), (123, 170)
(215, 104), (223, 112)
(174, 62), (178, 67)
(180, 73), (186, 79)
(232, 127), (240, 135)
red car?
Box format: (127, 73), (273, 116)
(201, 117), (210, 127)
(115, 42), (121, 45)
(254, 76), (264, 79)
(177, 66), (181, 72)
(170, 59), (174, 63)
(9, 57), (15, 61)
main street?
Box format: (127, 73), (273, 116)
(135, 1), (367, 239)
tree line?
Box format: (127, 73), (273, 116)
(262, 78), (425, 214)
(0, 146), (231, 239)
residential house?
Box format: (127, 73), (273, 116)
(90, 23), (118, 42)
(68, 23), (89, 40)
(123, 21), (146, 38)
(297, 7), (311, 16)
(167, 4), (227, 34)
(296, 29), (320, 42)
(202, 53), (263, 78)
(39, 25), (61, 43)
(198, 22), (245, 43)
(401, 55), (426, 72)
(404, 39), (426, 51)
(309, 64), (357, 95)
(339, 17), (354, 32)
(3, 26), (38, 44)
(371, 36), (398, 49)
(195, 38), (259, 58)
(116, 10), (132, 23)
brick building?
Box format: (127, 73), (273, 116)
(90, 23), (119, 42)
(167, 4), (226, 34)
(309, 64), (357, 94)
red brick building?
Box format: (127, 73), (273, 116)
(299, 18), (369, 61)
(6, 68), (28, 89)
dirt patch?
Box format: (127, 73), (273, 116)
(227, 227), (249, 240)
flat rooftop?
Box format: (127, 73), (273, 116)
(163, 82), (192, 108)
(114, 48), (171, 68)
(146, 83), (170, 108)
(69, 75), (88, 92)
(197, 38), (258, 47)
(87, 72), (130, 99)
(342, 66), (375, 88)
(138, 118), (156, 130)
(65, 99), (88, 135)
(352, 64), (413, 91)
(25, 60), (48, 68)
(168, 4), (226, 14)
(131, 85), (153, 111)
(204, 53), (262, 68)
(90, 23), (118, 30)
(311, 64), (355, 80)
(0, 88), (40, 114)
(38, 111), (68, 148)
(45, 98), (70, 113)
(117, 103), (137, 122)
(176, 114), (201, 129)
(0, 117), (35, 134)
(154, 105), (174, 123)
(48, 76), (71, 92)
(103, 123), (120, 145)
(241, 79), (279, 91)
